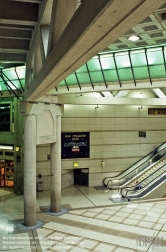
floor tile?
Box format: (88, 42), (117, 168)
(109, 216), (124, 222)
(95, 243), (115, 251)
(95, 213), (109, 220)
(78, 238), (97, 249)
(137, 221), (154, 228)
(123, 218), (138, 225)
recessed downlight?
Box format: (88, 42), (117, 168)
(128, 35), (140, 41)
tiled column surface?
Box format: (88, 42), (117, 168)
(24, 114), (37, 226)
(50, 115), (61, 213)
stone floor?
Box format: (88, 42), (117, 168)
(0, 185), (165, 252)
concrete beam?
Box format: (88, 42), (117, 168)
(58, 96), (166, 106)
(0, 38), (29, 51)
(0, 52), (26, 62)
(24, 0), (166, 101)
(0, 0), (38, 23)
(46, 80), (166, 95)
(0, 24), (34, 30)
(47, 0), (77, 54)
(0, 28), (32, 39)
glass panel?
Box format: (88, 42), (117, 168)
(149, 65), (166, 78)
(133, 66), (149, 79)
(100, 55), (115, 70)
(130, 50), (147, 66)
(118, 68), (133, 81)
(66, 74), (78, 85)
(87, 58), (101, 71)
(115, 53), (131, 68)
(15, 67), (26, 79)
(77, 73), (91, 84)
(90, 71), (104, 82)
(104, 70), (118, 82)
(76, 64), (87, 73)
(147, 48), (164, 65)
(2, 69), (17, 79)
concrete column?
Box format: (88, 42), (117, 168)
(24, 115), (36, 226)
(50, 115), (61, 212)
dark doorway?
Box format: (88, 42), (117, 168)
(74, 168), (89, 186)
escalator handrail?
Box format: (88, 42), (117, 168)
(103, 141), (166, 186)
(105, 147), (166, 187)
(125, 167), (166, 200)
(120, 161), (166, 198)
(120, 185), (134, 197)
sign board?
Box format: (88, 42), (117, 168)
(0, 104), (10, 132)
(139, 131), (146, 138)
(61, 132), (90, 159)
(148, 108), (166, 115)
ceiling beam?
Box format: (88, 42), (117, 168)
(24, 0), (166, 101)
(0, 28), (32, 39)
(153, 88), (166, 98)
(0, 39), (29, 51)
(0, 52), (26, 62)
(0, 0), (38, 24)
(58, 96), (166, 106)
(46, 80), (166, 96)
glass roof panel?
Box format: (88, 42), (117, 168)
(77, 73), (91, 84)
(100, 55), (115, 70)
(146, 49), (163, 65)
(76, 64), (87, 73)
(2, 69), (17, 79)
(115, 53), (131, 68)
(65, 73), (78, 85)
(104, 69), (119, 82)
(0, 65), (26, 93)
(87, 58), (101, 71)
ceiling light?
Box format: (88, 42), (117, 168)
(128, 35), (140, 41)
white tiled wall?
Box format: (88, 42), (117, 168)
(61, 104), (166, 187)
(36, 103), (166, 189)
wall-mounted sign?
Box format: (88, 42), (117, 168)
(148, 108), (166, 115)
(139, 131), (146, 138)
(61, 132), (90, 159)
(0, 104), (10, 132)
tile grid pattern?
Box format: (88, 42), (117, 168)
(36, 200), (166, 252)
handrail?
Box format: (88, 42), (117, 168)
(105, 145), (166, 188)
(120, 161), (166, 198)
(120, 185), (134, 198)
(103, 141), (166, 186)
(125, 166), (166, 201)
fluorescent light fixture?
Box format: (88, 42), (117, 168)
(128, 35), (140, 41)
(0, 145), (13, 150)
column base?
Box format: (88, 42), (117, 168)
(43, 208), (68, 216)
(16, 219), (45, 230)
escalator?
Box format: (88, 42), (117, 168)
(103, 142), (166, 189)
(120, 164), (166, 201)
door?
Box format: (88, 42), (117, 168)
(0, 167), (5, 187)
(74, 168), (89, 186)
